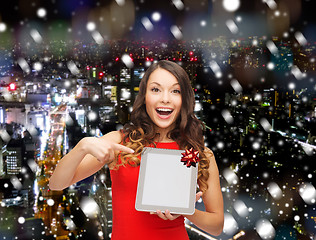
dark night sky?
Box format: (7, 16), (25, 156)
(0, 0), (314, 22)
(0, 0), (315, 41)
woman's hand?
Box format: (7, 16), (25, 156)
(79, 137), (134, 164)
(155, 210), (181, 221)
(153, 191), (203, 220)
(49, 131), (128, 191)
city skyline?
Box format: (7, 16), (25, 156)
(1, 37), (315, 94)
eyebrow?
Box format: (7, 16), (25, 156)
(149, 82), (180, 86)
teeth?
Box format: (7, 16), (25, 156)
(157, 108), (172, 112)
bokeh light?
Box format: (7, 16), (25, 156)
(222, 0), (240, 12)
(0, 22), (7, 32)
(37, 8), (47, 18)
(86, 22), (96, 32)
(151, 12), (161, 22)
(47, 199), (55, 206)
(18, 217), (25, 224)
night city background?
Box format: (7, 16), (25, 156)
(0, 0), (315, 239)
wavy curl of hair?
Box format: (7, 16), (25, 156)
(114, 60), (210, 193)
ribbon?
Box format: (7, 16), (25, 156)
(181, 148), (200, 168)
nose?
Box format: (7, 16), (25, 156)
(161, 90), (170, 103)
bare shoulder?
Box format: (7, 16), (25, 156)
(100, 130), (123, 144)
(203, 147), (218, 173)
(203, 146), (214, 158)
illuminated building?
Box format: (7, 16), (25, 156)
(5, 144), (23, 175)
(0, 138), (4, 177)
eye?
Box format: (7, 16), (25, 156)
(172, 89), (181, 94)
(151, 87), (160, 92)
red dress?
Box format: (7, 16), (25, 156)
(110, 141), (189, 240)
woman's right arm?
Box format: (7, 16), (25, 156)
(49, 130), (134, 191)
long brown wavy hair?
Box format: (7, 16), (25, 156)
(115, 60), (210, 193)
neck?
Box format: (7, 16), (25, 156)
(155, 137), (174, 143)
(153, 122), (177, 142)
(154, 129), (173, 143)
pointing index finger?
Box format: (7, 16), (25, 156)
(113, 143), (134, 153)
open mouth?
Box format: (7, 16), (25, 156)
(156, 108), (173, 116)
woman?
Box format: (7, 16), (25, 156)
(49, 60), (224, 239)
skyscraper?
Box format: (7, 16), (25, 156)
(4, 139), (23, 175)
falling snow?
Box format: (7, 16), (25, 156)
(141, 17), (154, 31)
(222, 0), (240, 12)
(37, 8), (47, 18)
(170, 25), (183, 40)
(0, 0), (315, 239)
(226, 19), (238, 34)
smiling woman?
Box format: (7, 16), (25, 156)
(113, 60), (224, 238)
(118, 60), (206, 167)
(49, 60), (224, 240)
(145, 68), (182, 138)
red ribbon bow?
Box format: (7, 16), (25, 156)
(181, 148), (200, 168)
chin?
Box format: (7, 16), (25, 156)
(155, 121), (176, 131)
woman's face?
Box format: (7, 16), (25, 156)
(145, 68), (182, 133)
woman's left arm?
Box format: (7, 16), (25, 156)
(155, 148), (224, 236)
(184, 148), (224, 236)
